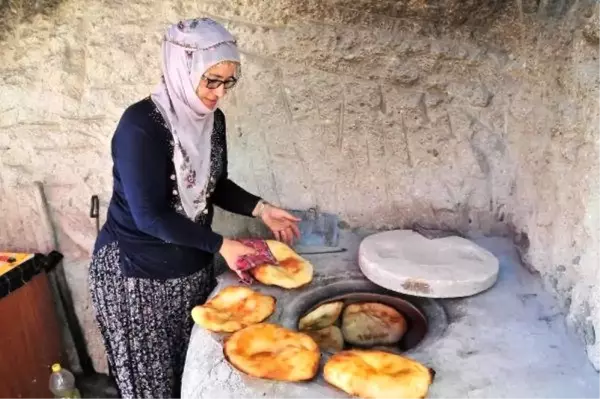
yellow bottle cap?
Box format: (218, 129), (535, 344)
(51, 363), (61, 373)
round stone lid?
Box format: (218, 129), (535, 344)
(358, 230), (499, 298)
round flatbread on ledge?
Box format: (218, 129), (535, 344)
(191, 286), (275, 333)
(223, 323), (321, 382)
(324, 349), (435, 399)
(249, 240), (314, 289)
(341, 302), (407, 347)
(298, 301), (344, 331)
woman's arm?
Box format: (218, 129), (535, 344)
(206, 110), (301, 245)
(212, 176), (261, 217)
(113, 116), (224, 254)
(211, 110), (262, 217)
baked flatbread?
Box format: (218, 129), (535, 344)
(249, 240), (313, 289)
(191, 286), (275, 333)
(324, 349), (435, 399)
(224, 323), (320, 381)
(298, 301), (344, 331)
(304, 325), (344, 353)
(341, 302), (407, 346)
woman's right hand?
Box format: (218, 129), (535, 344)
(218, 238), (258, 278)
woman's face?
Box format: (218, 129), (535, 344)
(196, 62), (238, 110)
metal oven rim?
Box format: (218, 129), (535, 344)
(278, 278), (448, 356)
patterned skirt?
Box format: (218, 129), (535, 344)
(88, 242), (216, 399)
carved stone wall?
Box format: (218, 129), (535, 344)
(0, 0), (598, 371)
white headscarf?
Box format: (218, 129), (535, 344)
(150, 18), (240, 220)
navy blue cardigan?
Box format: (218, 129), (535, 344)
(94, 97), (261, 279)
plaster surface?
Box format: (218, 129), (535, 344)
(182, 231), (599, 398)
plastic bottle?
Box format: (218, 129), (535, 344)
(48, 363), (81, 398)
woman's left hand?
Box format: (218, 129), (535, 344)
(259, 203), (301, 245)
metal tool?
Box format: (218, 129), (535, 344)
(90, 195), (100, 235)
(89, 195), (119, 390)
(288, 207), (345, 255)
(34, 182), (95, 375)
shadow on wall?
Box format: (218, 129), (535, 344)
(0, 0), (65, 40)
(219, 0), (589, 34)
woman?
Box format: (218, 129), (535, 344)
(88, 18), (301, 398)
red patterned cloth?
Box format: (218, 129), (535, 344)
(234, 239), (278, 284)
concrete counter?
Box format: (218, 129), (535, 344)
(181, 233), (599, 398)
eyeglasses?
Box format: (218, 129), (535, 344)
(201, 75), (238, 89)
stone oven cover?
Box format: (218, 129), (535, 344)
(358, 230), (499, 298)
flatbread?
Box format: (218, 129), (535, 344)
(341, 302), (407, 347)
(249, 240), (313, 289)
(298, 301), (344, 331)
(324, 349), (435, 399)
(223, 323), (320, 381)
(191, 286), (275, 333)
(304, 325), (344, 353)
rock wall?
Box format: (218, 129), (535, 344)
(0, 0), (598, 371)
